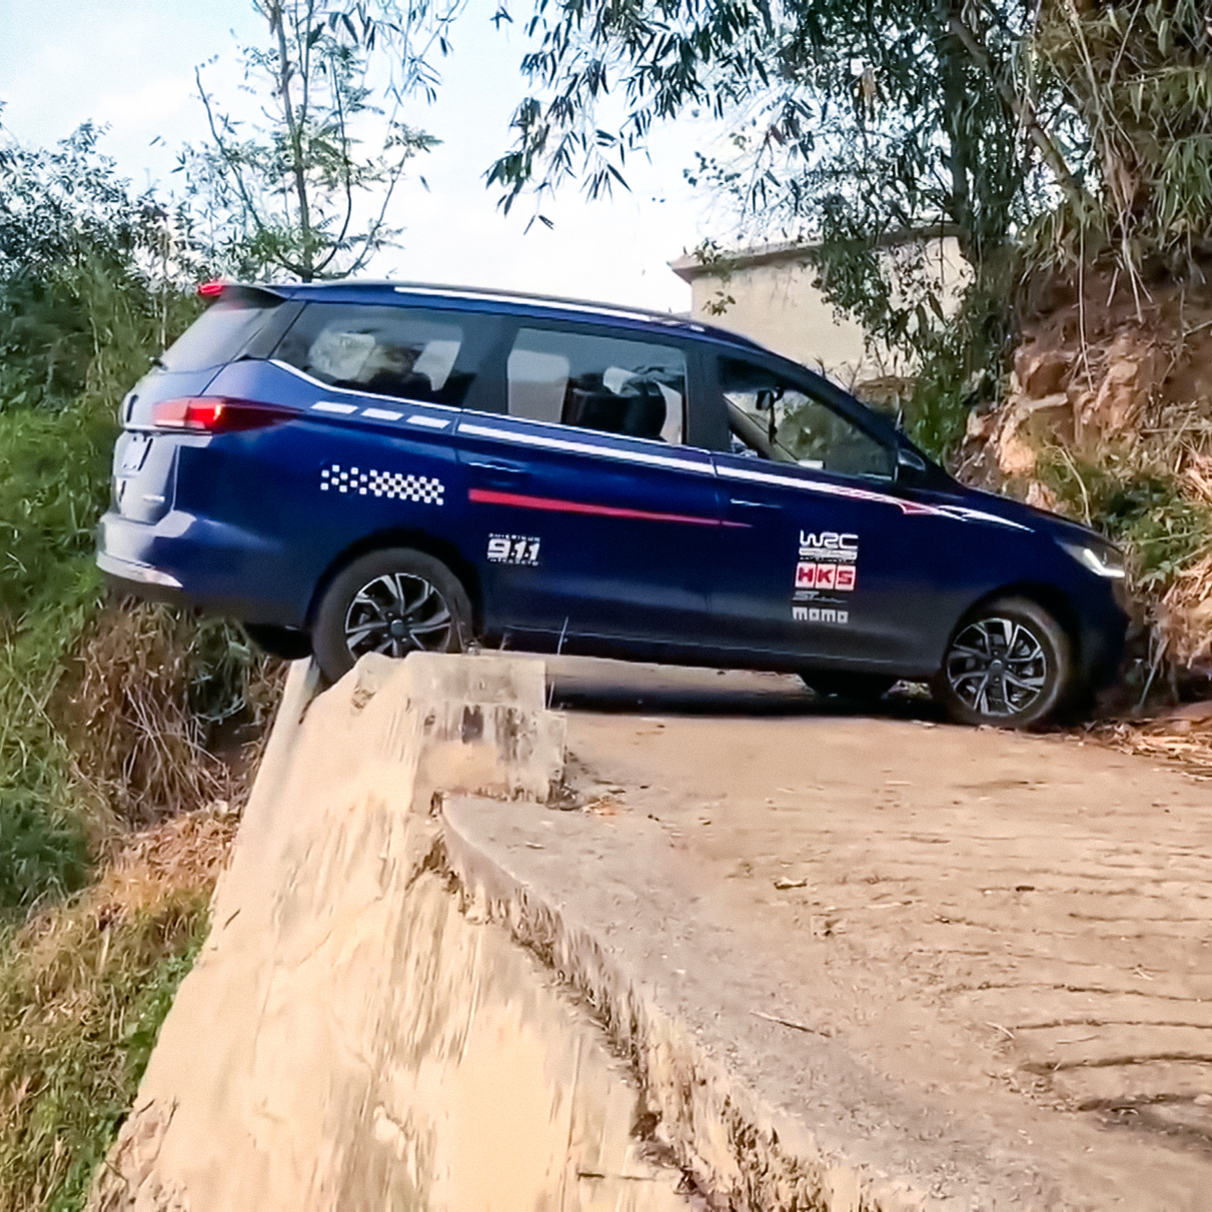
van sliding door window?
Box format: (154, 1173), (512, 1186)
(274, 305), (474, 405)
(508, 328), (687, 445)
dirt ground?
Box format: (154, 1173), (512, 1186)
(545, 658), (1212, 1195)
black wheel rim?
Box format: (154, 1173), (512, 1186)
(342, 572), (453, 661)
(944, 616), (1048, 718)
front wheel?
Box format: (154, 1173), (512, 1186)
(311, 547), (473, 682)
(934, 597), (1070, 728)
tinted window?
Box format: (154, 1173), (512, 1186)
(160, 298), (281, 373)
(275, 304), (472, 405)
(722, 358), (893, 480)
(508, 328), (686, 444)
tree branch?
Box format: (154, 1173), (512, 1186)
(947, 10), (1088, 215)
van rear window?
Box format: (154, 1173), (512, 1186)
(273, 304), (472, 406)
(160, 297), (282, 373)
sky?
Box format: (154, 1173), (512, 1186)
(0, 0), (726, 311)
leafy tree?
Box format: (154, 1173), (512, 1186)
(185, 0), (465, 281)
(0, 119), (202, 408)
(1030, 0), (1212, 275)
(488, 1), (1079, 378)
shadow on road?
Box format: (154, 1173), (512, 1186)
(544, 656), (946, 722)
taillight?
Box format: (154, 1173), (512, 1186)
(197, 280), (226, 300)
(150, 397), (292, 433)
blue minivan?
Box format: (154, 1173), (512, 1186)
(96, 281), (1128, 726)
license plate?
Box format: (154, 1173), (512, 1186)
(120, 435), (151, 474)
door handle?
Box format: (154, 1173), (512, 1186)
(466, 459), (530, 482)
(728, 497), (780, 510)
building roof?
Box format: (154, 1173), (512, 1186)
(669, 227), (963, 283)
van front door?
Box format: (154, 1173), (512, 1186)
(705, 356), (924, 668)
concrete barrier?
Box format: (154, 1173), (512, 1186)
(88, 653), (694, 1212)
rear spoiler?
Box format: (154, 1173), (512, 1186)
(197, 281), (287, 307)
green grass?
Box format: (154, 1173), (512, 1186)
(0, 888), (210, 1212)
(0, 398), (114, 916)
(1038, 452), (1212, 590)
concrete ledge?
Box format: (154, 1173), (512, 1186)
(439, 795), (1062, 1212)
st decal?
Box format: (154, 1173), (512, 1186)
(792, 606), (849, 626)
(487, 534), (541, 566)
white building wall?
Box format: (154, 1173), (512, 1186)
(674, 238), (970, 387)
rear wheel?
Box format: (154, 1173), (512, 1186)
(312, 547), (473, 682)
(934, 597), (1069, 727)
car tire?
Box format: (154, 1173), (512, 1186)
(934, 596), (1070, 728)
(801, 671), (896, 703)
(311, 548), (473, 683)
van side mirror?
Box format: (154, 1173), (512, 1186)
(897, 447), (927, 477)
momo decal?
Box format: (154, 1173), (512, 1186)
(320, 464), (445, 505)
(487, 534), (541, 566)
(795, 563), (856, 592)
(792, 606), (849, 625)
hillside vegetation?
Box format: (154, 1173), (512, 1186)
(0, 125), (279, 1211)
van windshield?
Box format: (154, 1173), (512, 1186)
(159, 297), (282, 373)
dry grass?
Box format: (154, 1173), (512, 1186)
(1089, 714), (1212, 780)
(0, 806), (238, 1212)
(57, 605), (284, 830)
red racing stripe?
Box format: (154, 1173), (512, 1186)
(468, 487), (748, 528)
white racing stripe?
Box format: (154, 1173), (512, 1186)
(407, 415), (452, 429)
(457, 421), (714, 475)
(362, 407), (404, 422)
(312, 401), (358, 415)
(716, 463), (1030, 529)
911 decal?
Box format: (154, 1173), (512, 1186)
(487, 534), (541, 566)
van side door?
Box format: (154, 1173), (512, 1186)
(456, 322), (719, 650)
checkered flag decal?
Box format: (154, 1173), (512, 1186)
(320, 464), (445, 506)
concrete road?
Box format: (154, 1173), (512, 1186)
(531, 654), (1212, 1206)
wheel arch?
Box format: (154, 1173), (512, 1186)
(946, 580), (1082, 671)
(305, 529), (484, 634)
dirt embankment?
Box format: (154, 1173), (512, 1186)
(961, 271), (1212, 683)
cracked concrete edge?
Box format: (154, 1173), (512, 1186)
(438, 802), (935, 1212)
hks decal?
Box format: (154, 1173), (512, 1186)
(795, 563), (857, 592)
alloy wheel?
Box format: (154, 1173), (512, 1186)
(944, 616), (1049, 719)
(342, 572), (453, 661)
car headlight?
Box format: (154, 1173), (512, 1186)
(1058, 539), (1126, 579)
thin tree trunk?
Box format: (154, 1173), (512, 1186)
(268, 0), (314, 279)
(939, 2), (976, 263)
